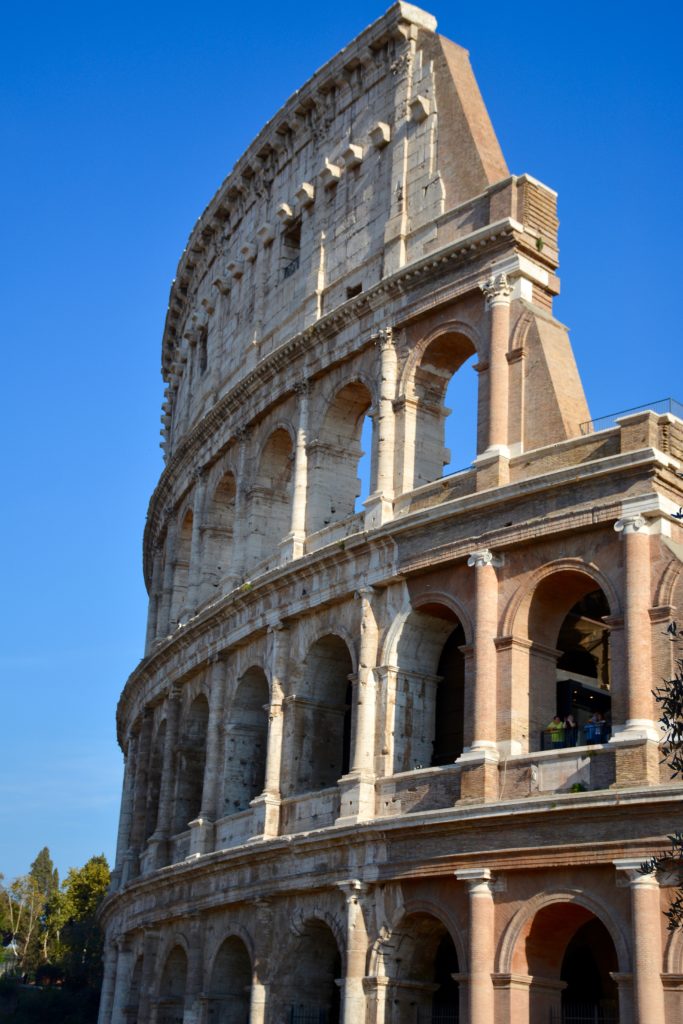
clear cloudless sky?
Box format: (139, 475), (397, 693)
(2, 0), (682, 883)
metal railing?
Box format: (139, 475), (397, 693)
(288, 1007), (332, 1024)
(418, 1006), (460, 1023)
(550, 1003), (618, 1023)
(580, 397), (683, 435)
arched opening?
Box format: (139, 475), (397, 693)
(443, 352), (478, 474)
(207, 936), (252, 1024)
(145, 720), (166, 840)
(285, 920), (342, 1024)
(392, 605), (467, 773)
(170, 510), (193, 627)
(409, 331), (477, 489)
(513, 902), (619, 1024)
(173, 694), (209, 834)
(248, 428), (293, 571)
(125, 956), (143, 1021)
(307, 381), (373, 533)
(377, 912), (460, 1023)
(222, 667), (269, 817)
(158, 945), (187, 1024)
(290, 635), (353, 796)
(355, 412), (374, 513)
(202, 472), (236, 599)
(526, 573), (612, 752)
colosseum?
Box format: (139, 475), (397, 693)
(98, 5), (683, 1023)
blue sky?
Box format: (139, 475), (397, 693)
(1, 1), (681, 883)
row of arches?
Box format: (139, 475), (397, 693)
(154, 326), (486, 633)
(137, 559), (628, 860)
(120, 894), (634, 1024)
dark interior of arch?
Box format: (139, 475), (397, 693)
(291, 635), (353, 795)
(556, 588), (612, 732)
(173, 695), (209, 833)
(288, 921), (341, 1023)
(432, 623), (466, 766)
(207, 935), (251, 1024)
(560, 918), (618, 1013)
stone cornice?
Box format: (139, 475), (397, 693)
(99, 784), (680, 931)
(145, 218), (520, 585)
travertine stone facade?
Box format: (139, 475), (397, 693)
(99, 6), (683, 1023)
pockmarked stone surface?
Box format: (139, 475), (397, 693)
(98, 6), (683, 1023)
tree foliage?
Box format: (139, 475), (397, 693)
(0, 849), (109, 984)
(641, 623), (683, 928)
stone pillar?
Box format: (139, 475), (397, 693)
(110, 940), (134, 1024)
(189, 657), (228, 856)
(128, 709), (154, 877)
(253, 623), (289, 837)
(613, 515), (657, 736)
(147, 685), (182, 868)
(339, 880), (369, 1024)
(459, 551), (500, 801)
(137, 931), (160, 1024)
(157, 516), (178, 638)
(187, 472), (207, 613)
(183, 917), (204, 1024)
(456, 868), (496, 1024)
(480, 272), (512, 455)
(339, 588), (378, 822)
(232, 427), (251, 582)
(145, 544), (164, 654)
(97, 941), (118, 1024)
(365, 327), (397, 528)
(249, 898), (272, 1024)
(612, 514), (659, 786)
(111, 736), (136, 890)
(614, 859), (666, 1024)
(282, 381), (309, 560)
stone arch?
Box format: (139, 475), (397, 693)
(664, 922), (683, 974)
(398, 320), (482, 491)
(170, 508), (194, 627)
(653, 554), (682, 609)
(247, 426), (294, 572)
(386, 601), (470, 772)
(145, 718), (166, 840)
(274, 916), (343, 1024)
(126, 954), (143, 1020)
(288, 633), (354, 796)
(497, 888), (630, 975)
(503, 559), (619, 754)
(497, 889), (628, 1024)
(502, 558), (621, 637)
(307, 378), (374, 533)
(201, 469), (237, 599)
(172, 693), (209, 833)
(222, 665), (269, 817)
(205, 933), (252, 1024)
(371, 903), (463, 1024)
(157, 942), (188, 1022)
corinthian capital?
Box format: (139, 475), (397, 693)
(480, 272), (512, 307)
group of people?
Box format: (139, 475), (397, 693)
(545, 711), (607, 748)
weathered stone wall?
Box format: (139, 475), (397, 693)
(100, 5), (683, 1024)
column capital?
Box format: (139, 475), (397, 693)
(467, 549), (503, 569)
(481, 272), (512, 307)
(293, 378), (310, 396)
(377, 325), (394, 348)
(614, 514), (649, 535)
(338, 878), (369, 903)
(614, 858), (659, 887)
(354, 586), (376, 601)
(267, 619), (290, 635)
(456, 867), (493, 892)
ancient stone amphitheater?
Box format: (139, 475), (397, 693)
(98, 5), (683, 1023)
